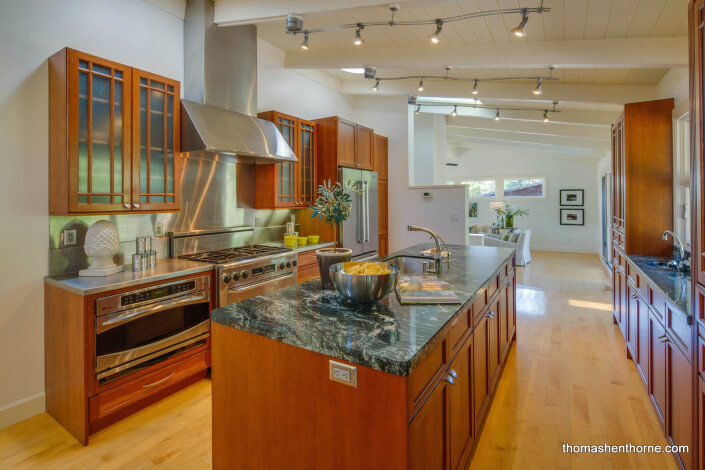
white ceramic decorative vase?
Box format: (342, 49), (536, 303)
(79, 220), (124, 277)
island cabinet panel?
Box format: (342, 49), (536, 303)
(409, 380), (450, 470)
(636, 294), (650, 387)
(627, 283), (639, 360)
(666, 336), (693, 470)
(212, 323), (409, 470)
(649, 309), (667, 427)
(408, 339), (448, 414)
(473, 313), (490, 427)
(488, 297), (501, 392)
(448, 334), (474, 470)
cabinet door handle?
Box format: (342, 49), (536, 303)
(449, 369), (458, 379)
(486, 310), (495, 319)
(123, 203), (130, 209)
(630, 293), (638, 299)
(141, 371), (175, 389)
(445, 375), (455, 385)
(133, 203), (140, 209)
(657, 334), (668, 343)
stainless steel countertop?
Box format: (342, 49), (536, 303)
(44, 258), (214, 296)
(263, 241), (336, 254)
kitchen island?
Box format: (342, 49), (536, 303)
(211, 243), (517, 470)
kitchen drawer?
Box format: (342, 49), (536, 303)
(487, 275), (499, 301)
(89, 349), (208, 426)
(666, 304), (692, 358)
(297, 249), (318, 267)
(407, 338), (448, 415)
(448, 304), (471, 353)
(472, 287), (488, 324)
(298, 263), (319, 283)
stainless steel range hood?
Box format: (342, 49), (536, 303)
(182, 0), (296, 162)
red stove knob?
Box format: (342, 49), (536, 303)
(222, 274), (232, 283)
(241, 271), (249, 279)
(232, 272), (240, 281)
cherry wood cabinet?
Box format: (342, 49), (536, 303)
(487, 297), (501, 392)
(374, 133), (389, 256)
(649, 307), (668, 427)
(315, 116), (376, 182)
(297, 248), (320, 283)
(409, 379), (450, 470)
(448, 334), (474, 470)
(49, 48), (180, 214)
(667, 334), (694, 470)
(255, 111), (317, 209)
(355, 124), (374, 170)
(472, 310), (490, 430)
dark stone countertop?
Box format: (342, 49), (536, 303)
(625, 255), (691, 319)
(211, 243), (515, 376)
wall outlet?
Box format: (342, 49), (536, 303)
(154, 222), (164, 237)
(63, 229), (77, 246)
(329, 360), (357, 388)
(423, 191), (432, 200)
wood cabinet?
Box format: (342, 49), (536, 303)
(315, 116), (374, 172)
(667, 335), (694, 470)
(649, 307), (668, 427)
(448, 333), (474, 470)
(255, 111), (317, 209)
(472, 312), (490, 430)
(488, 297), (501, 392)
(610, 99), (674, 256)
(49, 48), (180, 214)
(409, 379), (450, 470)
(297, 248), (320, 283)
(374, 133), (389, 256)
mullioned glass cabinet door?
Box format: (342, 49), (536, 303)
(131, 69), (180, 211)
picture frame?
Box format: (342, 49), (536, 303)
(559, 189), (584, 206)
(468, 202), (478, 218)
(560, 208), (584, 226)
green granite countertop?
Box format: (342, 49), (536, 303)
(211, 243), (515, 376)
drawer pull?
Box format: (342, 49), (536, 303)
(486, 310), (496, 319)
(142, 372), (175, 389)
(630, 293), (638, 299)
(449, 369), (458, 379)
(657, 334), (668, 343)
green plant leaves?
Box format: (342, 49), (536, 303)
(310, 179), (353, 225)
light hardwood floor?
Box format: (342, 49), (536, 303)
(0, 251), (680, 469)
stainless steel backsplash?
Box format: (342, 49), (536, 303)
(49, 155), (304, 275)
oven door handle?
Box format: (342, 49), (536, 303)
(97, 291), (209, 334)
(228, 272), (294, 294)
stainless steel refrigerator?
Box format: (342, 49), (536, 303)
(338, 168), (379, 260)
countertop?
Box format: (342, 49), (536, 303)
(625, 255), (691, 319)
(211, 243), (516, 376)
(44, 258), (214, 296)
(262, 241), (335, 253)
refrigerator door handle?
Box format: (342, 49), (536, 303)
(364, 180), (370, 243)
(357, 180), (364, 243)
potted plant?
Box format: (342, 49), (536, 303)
(493, 202), (529, 228)
(310, 180), (356, 289)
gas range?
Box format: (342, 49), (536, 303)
(170, 229), (299, 307)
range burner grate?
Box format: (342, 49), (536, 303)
(180, 245), (292, 264)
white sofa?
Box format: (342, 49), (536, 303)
(479, 229), (532, 266)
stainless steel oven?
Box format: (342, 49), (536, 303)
(95, 276), (210, 383)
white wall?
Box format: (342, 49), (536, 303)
(0, 0), (183, 428)
(449, 144), (602, 254)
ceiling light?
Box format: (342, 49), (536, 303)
(372, 80), (380, 92)
(494, 109), (500, 121)
(511, 9), (529, 37)
(353, 28), (363, 46)
(415, 105), (421, 115)
(341, 68), (365, 74)
(417, 78), (424, 92)
(300, 32), (310, 50)
(471, 80), (479, 95)
(532, 78), (543, 95)
(430, 20), (443, 44)
(543, 110), (549, 122)
(451, 105), (458, 117)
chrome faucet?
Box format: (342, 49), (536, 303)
(407, 225), (451, 274)
(662, 230), (689, 271)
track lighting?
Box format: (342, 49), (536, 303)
(353, 27), (363, 46)
(532, 77), (543, 95)
(300, 32), (309, 50)
(372, 80), (380, 92)
(415, 105), (421, 115)
(494, 109), (501, 121)
(511, 9), (529, 37)
(451, 105), (457, 117)
(472, 80), (479, 95)
(430, 20), (443, 44)
(543, 110), (549, 122)
(417, 78), (424, 92)
(411, 100), (560, 122)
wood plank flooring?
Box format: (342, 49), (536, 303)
(0, 251), (680, 469)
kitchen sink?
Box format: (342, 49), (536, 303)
(384, 256), (433, 275)
(646, 261), (669, 267)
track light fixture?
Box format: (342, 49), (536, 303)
(494, 109), (501, 121)
(285, 4), (550, 45)
(372, 80), (380, 92)
(353, 26), (363, 46)
(511, 8), (529, 37)
(300, 32), (309, 50)
(533, 77), (543, 95)
(415, 105), (421, 115)
(417, 78), (424, 92)
(543, 110), (550, 122)
(472, 80), (479, 95)
(430, 20), (443, 44)
(409, 97), (561, 121)
(451, 105), (458, 117)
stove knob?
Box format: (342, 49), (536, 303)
(279, 263), (285, 270)
(292, 260), (298, 267)
(286, 262), (291, 268)
(241, 271), (249, 279)
(222, 274), (232, 283)
(232, 272), (240, 281)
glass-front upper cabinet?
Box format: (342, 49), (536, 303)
(273, 112), (299, 207)
(131, 69), (180, 211)
(298, 120), (317, 206)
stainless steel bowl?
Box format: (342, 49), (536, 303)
(329, 262), (399, 303)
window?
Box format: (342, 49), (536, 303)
(464, 180), (496, 197)
(503, 178), (545, 197)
